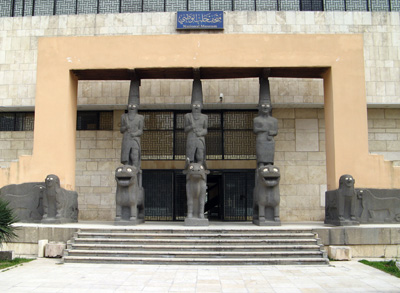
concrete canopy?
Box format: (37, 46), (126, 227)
(1, 34), (399, 191)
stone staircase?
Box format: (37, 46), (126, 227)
(63, 228), (329, 265)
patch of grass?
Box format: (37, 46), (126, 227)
(359, 259), (400, 278)
(0, 258), (34, 271)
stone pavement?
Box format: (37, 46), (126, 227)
(1, 258), (400, 292)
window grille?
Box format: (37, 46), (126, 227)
(140, 110), (257, 161)
(0, 112), (34, 131)
(77, 111), (113, 131)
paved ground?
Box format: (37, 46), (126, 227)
(1, 258), (400, 292)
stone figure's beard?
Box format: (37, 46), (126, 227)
(193, 112), (201, 120)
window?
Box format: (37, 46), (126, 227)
(77, 111), (113, 130)
(0, 112), (34, 131)
(140, 110), (257, 160)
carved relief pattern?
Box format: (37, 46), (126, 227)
(393, 0), (400, 10)
(121, 0), (142, 12)
(206, 130), (223, 160)
(77, 0), (98, 14)
(224, 111), (256, 129)
(224, 131), (256, 160)
(188, 0), (209, 11)
(174, 130), (186, 160)
(371, 0), (390, 11)
(0, 2), (11, 17)
(256, 0), (278, 10)
(345, 0), (368, 10)
(24, 0), (34, 16)
(279, 0), (300, 10)
(144, 0), (164, 11)
(301, 0), (323, 10)
(211, 0), (232, 11)
(143, 112), (173, 130)
(56, 0), (77, 15)
(142, 131), (174, 160)
(99, 0), (120, 13)
(166, 0), (187, 11)
(324, 0), (346, 10)
(34, 0), (55, 16)
(12, 0), (24, 16)
(234, 0), (255, 11)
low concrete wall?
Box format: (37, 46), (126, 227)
(2, 225), (78, 257)
(2, 223), (400, 258)
(313, 226), (400, 258)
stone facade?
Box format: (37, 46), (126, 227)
(0, 11), (399, 221)
(0, 109), (398, 221)
(0, 12), (399, 107)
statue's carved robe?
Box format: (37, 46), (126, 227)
(184, 112), (208, 163)
(120, 113), (144, 167)
(254, 115), (278, 165)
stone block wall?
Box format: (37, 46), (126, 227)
(368, 109), (400, 166)
(0, 108), (398, 221)
(0, 11), (399, 221)
(0, 12), (399, 108)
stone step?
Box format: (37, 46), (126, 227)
(69, 243), (322, 252)
(73, 237), (319, 246)
(76, 229), (313, 234)
(75, 232), (316, 239)
(65, 249), (325, 259)
(64, 228), (329, 265)
(63, 255), (329, 265)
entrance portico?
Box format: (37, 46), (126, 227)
(1, 33), (399, 194)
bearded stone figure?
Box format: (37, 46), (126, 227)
(184, 75), (209, 226)
(116, 78), (145, 225)
(253, 75), (281, 226)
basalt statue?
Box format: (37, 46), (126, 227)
(253, 165), (281, 225)
(184, 79), (208, 168)
(42, 174), (78, 223)
(184, 75), (209, 226)
(253, 75), (281, 226)
(183, 158), (209, 224)
(253, 77), (278, 167)
(325, 174), (360, 226)
(0, 175), (78, 223)
(115, 165), (145, 224)
(116, 78), (145, 225)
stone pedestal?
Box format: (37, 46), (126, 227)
(114, 218), (145, 226)
(38, 239), (49, 257)
(0, 251), (14, 261)
(328, 246), (352, 261)
(45, 242), (66, 258)
(326, 219), (360, 226)
(184, 218), (209, 226)
(252, 219), (281, 226)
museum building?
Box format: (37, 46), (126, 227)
(0, 0), (399, 223)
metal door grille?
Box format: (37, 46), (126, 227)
(174, 173), (187, 221)
(223, 171), (254, 221)
(142, 170), (174, 220)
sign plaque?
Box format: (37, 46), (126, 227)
(177, 11), (224, 30)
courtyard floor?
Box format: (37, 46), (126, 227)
(0, 257), (400, 292)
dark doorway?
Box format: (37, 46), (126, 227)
(142, 169), (254, 221)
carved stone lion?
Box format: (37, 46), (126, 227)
(183, 158), (210, 221)
(42, 174), (78, 223)
(115, 165), (144, 223)
(325, 174), (359, 226)
(359, 189), (400, 223)
(337, 174), (357, 222)
(253, 165), (281, 225)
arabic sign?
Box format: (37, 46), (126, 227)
(177, 11), (224, 30)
